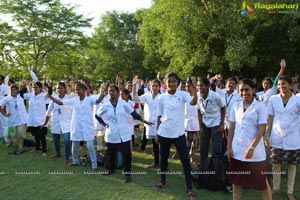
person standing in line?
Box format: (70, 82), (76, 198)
(133, 78), (161, 168)
(197, 77), (226, 165)
(227, 79), (271, 200)
(154, 72), (198, 200)
(23, 81), (49, 157)
(184, 79), (200, 167)
(40, 82), (73, 165)
(265, 76), (300, 200)
(0, 84), (28, 152)
(95, 85), (153, 183)
(45, 83), (105, 171)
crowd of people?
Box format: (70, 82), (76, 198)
(0, 58), (299, 200)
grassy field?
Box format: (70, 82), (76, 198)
(0, 134), (299, 200)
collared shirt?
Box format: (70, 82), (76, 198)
(157, 90), (192, 138)
(197, 90), (225, 127)
(220, 90), (242, 129)
(256, 85), (277, 106)
(24, 92), (47, 127)
(229, 99), (267, 162)
(62, 96), (97, 141)
(93, 94), (109, 130)
(135, 92), (160, 138)
(268, 94), (300, 150)
(97, 99), (134, 143)
(0, 95), (28, 126)
(46, 94), (73, 134)
(184, 103), (200, 132)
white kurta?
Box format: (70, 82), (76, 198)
(229, 99), (267, 162)
(97, 99), (134, 143)
(62, 96), (97, 141)
(46, 94), (73, 134)
(0, 95), (28, 127)
(268, 94), (300, 150)
(137, 92), (160, 139)
(157, 89), (192, 138)
(24, 92), (47, 127)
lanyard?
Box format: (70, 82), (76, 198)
(111, 100), (118, 115)
(225, 93), (233, 107)
(201, 99), (209, 113)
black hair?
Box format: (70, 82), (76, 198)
(34, 82), (43, 88)
(109, 85), (119, 93)
(226, 77), (238, 84)
(198, 77), (210, 86)
(10, 84), (19, 91)
(262, 77), (273, 85)
(76, 83), (87, 90)
(279, 75), (292, 85)
(165, 72), (180, 82)
(239, 79), (256, 89)
(151, 79), (161, 87)
(57, 82), (66, 90)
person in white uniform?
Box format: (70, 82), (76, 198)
(0, 84), (28, 152)
(0, 75), (9, 142)
(227, 79), (271, 200)
(265, 76), (300, 200)
(133, 79), (161, 168)
(46, 83), (105, 171)
(41, 82), (73, 165)
(256, 59), (286, 106)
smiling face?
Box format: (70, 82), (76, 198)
(278, 79), (292, 94)
(10, 87), (18, 97)
(151, 81), (160, 95)
(262, 80), (271, 90)
(226, 80), (237, 93)
(109, 86), (119, 100)
(75, 85), (85, 97)
(56, 84), (66, 97)
(239, 82), (254, 103)
(166, 76), (178, 94)
(198, 81), (209, 97)
(33, 84), (42, 95)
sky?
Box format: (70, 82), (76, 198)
(60, 0), (152, 35)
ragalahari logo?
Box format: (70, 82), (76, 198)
(241, 1), (254, 15)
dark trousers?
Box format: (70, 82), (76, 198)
(200, 123), (222, 164)
(31, 127), (47, 153)
(106, 141), (131, 176)
(159, 135), (192, 190)
(141, 128), (159, 164)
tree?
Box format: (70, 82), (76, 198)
(0, 0), (91, 77)
(86, 11), (145, 82)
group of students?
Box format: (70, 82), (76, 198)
(0, 59), (299, 200)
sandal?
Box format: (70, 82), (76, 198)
(187, 190), (197, 200)
(154, 182), (167, 190)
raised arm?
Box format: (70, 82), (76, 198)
(45, 93), (63, 105)
(274, 59), (286, 86)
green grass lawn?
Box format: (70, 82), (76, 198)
(0, 134), (299, 200)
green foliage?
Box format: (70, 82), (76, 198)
(0, 0), (91, 79)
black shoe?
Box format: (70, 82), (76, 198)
(224, 186), (232, 194)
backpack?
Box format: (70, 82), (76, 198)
(104, 151), (124, 169)
(192, 155), (227, 191)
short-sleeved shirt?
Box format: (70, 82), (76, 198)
(97, 99), (134, 143)
(229, 99), (267, 162)
(157, 90), (192, 138)
(197, 90), (225, 127)
(268, 94), (300, 150)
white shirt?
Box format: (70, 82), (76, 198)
(0, 83), (9, 100)
(184, 103), (200, 132)
(62, 96), (97, 141)
(157, 90), (192, 138)
(125, 100), (135, 135)
(220, 91), (242, 129)
(256, 85), (277, 106)
(93, 94), (109, 130)
(136, 92), (160, 139)
(229, 99), (267, 162)
(0, 95), (28, 126)
(46, 94), (73, 134)
(268, 94), (300, 150)
(24, 92), (47, 127)
(97, 99), (134, 143)
(197, 90), (225, 127)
